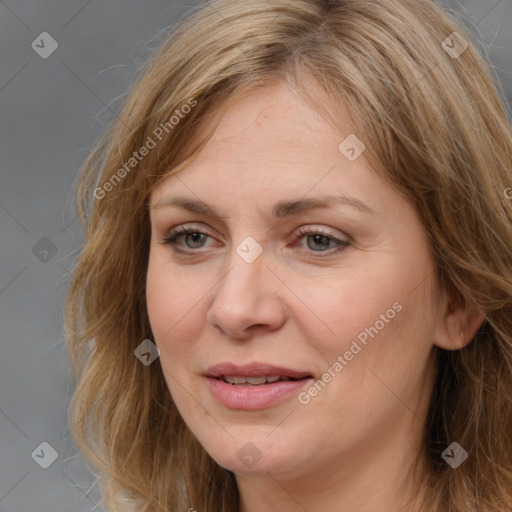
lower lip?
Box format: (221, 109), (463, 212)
(206, 377), (313, 409)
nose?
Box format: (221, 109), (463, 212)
(206, 250), (287, 340)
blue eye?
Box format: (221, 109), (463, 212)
(294, 227), (350, 254)
(162, 226), (211, 252)
(161, 225), (350, 257)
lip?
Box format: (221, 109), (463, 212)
(204, 362), (313, 380)
(204, 362), (314, 410)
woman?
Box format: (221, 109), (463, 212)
(64, 0), (512, 510)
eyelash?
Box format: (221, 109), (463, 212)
(160, 225), (350, 258)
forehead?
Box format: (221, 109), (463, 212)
(149, 80), (381, 205)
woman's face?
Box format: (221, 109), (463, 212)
(146, 80), (442, 482)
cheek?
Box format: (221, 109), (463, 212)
(293, 260), (433, 385)
(146, 274), (173, 341)
(145, 255), (208, 362)
(290, 266), (403, 345)
(146, 255), (183, 346)
(145, 268), (198, 404)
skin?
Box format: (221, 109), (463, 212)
(146, 79), (484, 512)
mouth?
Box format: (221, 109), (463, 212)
(204, 362), (313, 381)
(215, 375), (304, 386)
(204, 362), (314, 409)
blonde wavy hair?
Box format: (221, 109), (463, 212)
(63, 0), (512, 510)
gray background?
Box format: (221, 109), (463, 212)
(0, 1), (510, 511)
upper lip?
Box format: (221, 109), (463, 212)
(205, 362), (312, 379)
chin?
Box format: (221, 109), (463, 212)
(203, 437), (303, 477)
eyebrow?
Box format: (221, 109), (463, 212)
(150, 194), (375, 218)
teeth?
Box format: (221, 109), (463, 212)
(246, 376), (268, 385)
(222, 375), (291, 385)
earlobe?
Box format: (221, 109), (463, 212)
(460, 308), (487, 348)
(437, 326), (467, 351)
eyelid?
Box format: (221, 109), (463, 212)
(295, 224), (349, 241)
(161, 223), (214, 245)
(163, 223), (214, 240)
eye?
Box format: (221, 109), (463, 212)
(159, 224), (350, 257)
(160, 225), (213, 254)
(292, 226), (350, 257)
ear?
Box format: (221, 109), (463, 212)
(433, 287), (486, 351)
